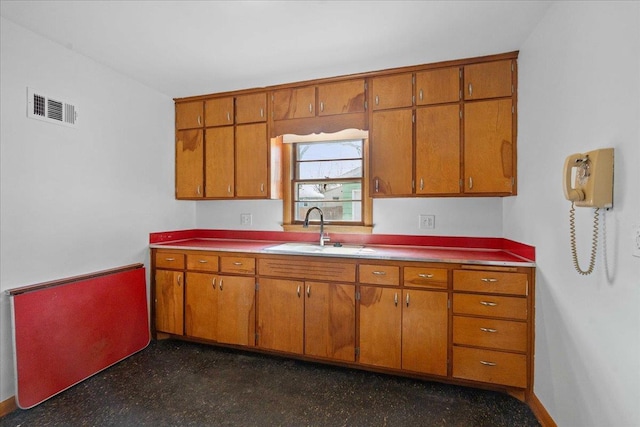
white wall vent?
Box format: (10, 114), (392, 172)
(27, 87), (78, 127)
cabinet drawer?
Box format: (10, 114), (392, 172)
(155, 252), (185, 269)
(359, 265), (399, 286)
(186, 253), (219, 272)
(453, 294), (527, 320)
(220, 256), (255, 274)
(453, 270), (528, 296)
(258, 258), (356, 282)
(453, 316), (527, 352)
(453, 347), (526, 388)
(404, 267), (448, 289)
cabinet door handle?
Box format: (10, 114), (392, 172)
(212, 277), (216, 289)
(177, 274), (182, 286)
(481, 278), (498, 283)
(468, 177), (473, 190)
(372, 271), (386, 276)
(309, 103), (313, 113)
(320, 101), (324, 112)
(297, 285), (301, 298)
(375, 95), (380, 105)
(226, 112), (231, 122)
(261, 183), (265, 193)
(418, 273), (434, 278)
(197, 185), (202, 195)
(480, 327), (498, 333)
(420, 178), (424, 191)
(375, 179), (379, 193)
(219, 279), (223, 291)
(260, 108), (264, 118)
(468, 83), (473, 96)
(197, 115), (202, 126)
(480, 360), (496, 367)
(406, 293), (410, 307)
(306, 285), (311, 298)
(480, 301), (498, 306)
(228, 185), (232, 194)
(394, 292), (398, 306)
(419, 89), (423, 101)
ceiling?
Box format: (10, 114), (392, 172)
(0, 1), (553, 99)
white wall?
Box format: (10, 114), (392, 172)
(196, 198), (504, 237)
(0, 18), (195, 403)
(504, 2), (640, 426)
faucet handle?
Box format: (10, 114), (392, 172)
(321, 233), (331, 245)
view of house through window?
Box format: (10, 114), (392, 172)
(293, 140), (363, 224)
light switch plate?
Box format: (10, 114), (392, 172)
(419, 214), (435, 230)
(240, 213), (252, 226)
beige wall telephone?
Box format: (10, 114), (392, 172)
(563, 148), (614, 275)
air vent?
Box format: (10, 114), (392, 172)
(27, 87), (78, 127)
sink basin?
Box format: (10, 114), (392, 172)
(265, 242), (371, 256)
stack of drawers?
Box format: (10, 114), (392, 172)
(452, 269), (529, 388)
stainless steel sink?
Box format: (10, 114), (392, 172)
(264, 242), (371, 256)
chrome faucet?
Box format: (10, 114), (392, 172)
(303, 207), (330, 246)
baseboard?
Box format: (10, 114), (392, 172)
(0, 396), (17, 418)
(527, 393), (557, 427)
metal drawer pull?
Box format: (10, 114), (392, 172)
(480, 301), (498, 307)
(372, 271), (386, 276)
(480, 327), (498, 333)
(198, 259), (208, 263)
(418, 273), (434, 278)
(165, 257), (175, 261)
(394, 292), (398, 306)
(233, 262), (243, 266)
(481, 278), (498, 283)
(480, 360), (496, 367)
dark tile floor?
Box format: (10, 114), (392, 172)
(1, 340), (540, 426)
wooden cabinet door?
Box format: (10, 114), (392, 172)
(371, 109), (413, 196)
(176, 101), (203, 129)
(236, 123), (268, 198)
(358, 286), (401, 369)
(236, 92), (267, 124)
(317, 79), (365, 116)
(205, 97), (234, 126)
(402, 290), (448, 376)
(416, 67), (460, 105)
(415, 105), (461, 194)
(371, 73), (413, 110)
(464, 60), (513, 100)
(216, 275), (255, 346)
(305, 282), (356, 362)
(464, 99), (514, 194)
(154, 269), (184, 335)
(205, 126), (234, 198)
(176, 129), (203, 198)
(257, 278), (304, 354)
(272, 86), (315, 120)
(185, 272), (217, 341)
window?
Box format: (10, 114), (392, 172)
(281, 130), (372, 233)
(293, 140), (363, 224)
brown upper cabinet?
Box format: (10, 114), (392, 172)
(464, 60), (514, 100)
(272, 79), (365, 121)
(205, 97), (234, 127)
(176, 101), (203, 129)
(371, 73), (413, 110)
(236, 92), (267, 124)
(416, 67), (461, 105)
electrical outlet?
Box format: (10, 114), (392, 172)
(633, 224), (640, 258)
(240, 213), (252, 226)
(419, 214), (435, 230)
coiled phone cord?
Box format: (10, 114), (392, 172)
(569, 202), (599, 275)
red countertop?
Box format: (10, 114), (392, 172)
(149, 230), (535, 267)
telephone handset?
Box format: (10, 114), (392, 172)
(563, 148), (614, 275)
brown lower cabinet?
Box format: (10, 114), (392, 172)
(151, 248), (534, 401)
